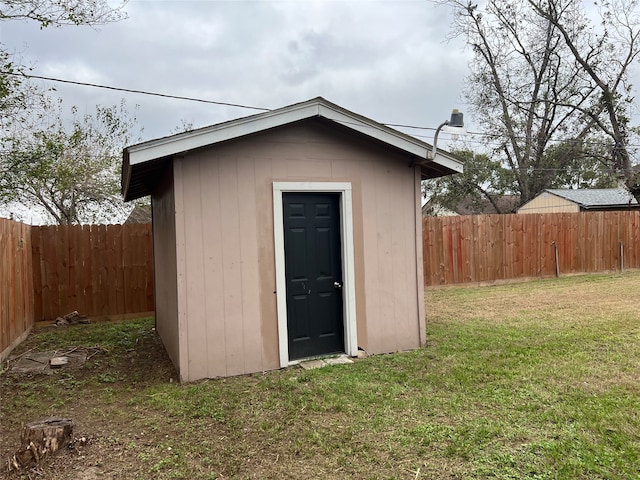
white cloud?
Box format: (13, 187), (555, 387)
(1, 0), (472, 143)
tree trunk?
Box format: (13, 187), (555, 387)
(10, 418), (73, 470)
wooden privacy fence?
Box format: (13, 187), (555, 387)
(32, 223), (154, 321)
(1, 219), (34, 359)
(423, 211), (640, 286)
(1, 220), (154, 360)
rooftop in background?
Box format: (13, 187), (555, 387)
(545, 188), (638, 208)
(518, 188), (639, 214)
(124, 204), (152, 224)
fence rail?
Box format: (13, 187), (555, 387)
(1, 219), (34, 360)
(423, 211), (640, 286)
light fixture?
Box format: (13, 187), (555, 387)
(429, 109), (465, 160)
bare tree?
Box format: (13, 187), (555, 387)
(446, 0), (638, 204)
(528, 0), (640, 201)
(0, 0), (127, 27)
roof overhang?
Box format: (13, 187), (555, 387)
(122, 97), (463, 201)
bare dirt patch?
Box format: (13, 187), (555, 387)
(1, 319), (176, 479)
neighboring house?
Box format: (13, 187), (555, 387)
(517, 188), (639, 214)
(121, 97), (463, 382)
(124, 204), (152, 224)
(423, 195), (520, 216)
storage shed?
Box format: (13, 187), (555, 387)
(121, 97), (463, 382)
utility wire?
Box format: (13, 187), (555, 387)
(5, 71), (640, 149)
(2, 71), (272, 112)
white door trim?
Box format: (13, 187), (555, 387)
(273, 182), (358, 368)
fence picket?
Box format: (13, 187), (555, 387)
(423, 211), (640, 286)
(28, 223), (154, 320)
(1, 219), (34, 359)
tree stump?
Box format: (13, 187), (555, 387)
(10, 418), (73, 470)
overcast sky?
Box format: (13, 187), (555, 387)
(0, 0), (473, 146)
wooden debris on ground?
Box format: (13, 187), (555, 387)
(55, 311), (90, 327)
(9, 418), (74, 471)
(8, 347), (101, 374)
(49, 356), (69, 368)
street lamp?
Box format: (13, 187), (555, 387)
(429, 109), (465, 160)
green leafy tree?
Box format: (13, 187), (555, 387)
(0, 0), (127, 118)
(423, 150), (517, 214)
(0, 0), (131, 223)
(423, 146), (619, 215)
(1, 100), (141, 224)
(543, 140), (619, 189)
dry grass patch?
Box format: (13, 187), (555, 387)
(427, 272), (640, 328)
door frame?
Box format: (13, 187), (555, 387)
(273, 182), (358, 367)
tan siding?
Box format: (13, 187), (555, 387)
(518, 193), (579, 214)
(371, 159), (397, 352)
(151, 167), (180, 372)
(218, 158), (246, 376)
(237, 157), (264, 374)
(180, 157), (208, 381)
(173, 159), (191, 381)
(255, 158), (279, 369)
(350, 178), (368, 350)
(359, 152), (421, 354)
(414, 169), (426, 346)
(168, 120), (424, 380)
(200, 158), (227, 378)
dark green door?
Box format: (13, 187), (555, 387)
(283, 193), (344, 360)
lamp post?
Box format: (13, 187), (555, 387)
(429, 109), (464, 160)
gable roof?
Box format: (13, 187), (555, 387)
(122, 97), (463, 201)
(545, 188), (637, 209)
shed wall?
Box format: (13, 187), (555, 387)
(151, 167), (180, 370)
(170, 120), (423, 381)
(518, 193), (578, 214)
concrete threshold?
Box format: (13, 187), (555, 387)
(298, 354), (354, 370)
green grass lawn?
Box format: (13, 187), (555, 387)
(2, 272), (639, 479)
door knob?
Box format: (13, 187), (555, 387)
(334, 281), (343, 289)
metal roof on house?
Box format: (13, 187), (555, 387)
(121, 97), (464, 201)
(545, 188), (637, 208)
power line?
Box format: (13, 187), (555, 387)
(5, 71), (640, 150)
(2, 71), (272, 112)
